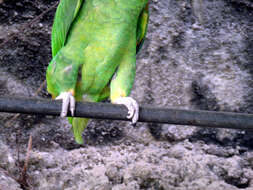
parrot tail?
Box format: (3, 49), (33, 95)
(68, 117), (89, 144)
(67, 85), (110, 144)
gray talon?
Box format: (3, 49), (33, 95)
(56, 92), (76, 117)
(113, 97), (139, 124)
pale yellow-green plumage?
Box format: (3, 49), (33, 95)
(46, 0), (149, 144)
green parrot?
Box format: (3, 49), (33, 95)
(46, 0), (149, 144)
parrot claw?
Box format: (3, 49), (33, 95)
(113, 97), (139, 124)
(56, 92), (75, 117)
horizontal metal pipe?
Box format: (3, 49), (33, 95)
(0, 96), (253, 130)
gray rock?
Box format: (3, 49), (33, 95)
(0, 169), (22, 190)
(0, 140), (16, 173)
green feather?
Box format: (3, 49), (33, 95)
(71, 117), (89, 144)
(51, 0), (84, 57)
(136, 3), (149, 54)
(47, 0), (149, 144)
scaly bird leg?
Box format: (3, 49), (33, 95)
(55, 91), (75, 117)
(113, 97), (139, 124)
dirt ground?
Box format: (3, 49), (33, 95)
(1, 0), (253, 189)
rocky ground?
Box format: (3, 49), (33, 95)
(1, 0), (253, 189)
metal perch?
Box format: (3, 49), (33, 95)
(0, 96), (253, 130)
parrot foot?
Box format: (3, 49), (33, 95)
(113, 97), (139, 124)
(55, 92), (75, 117)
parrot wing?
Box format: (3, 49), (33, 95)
(136, 3), (149, 54)
(51, 0), (84, 57)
